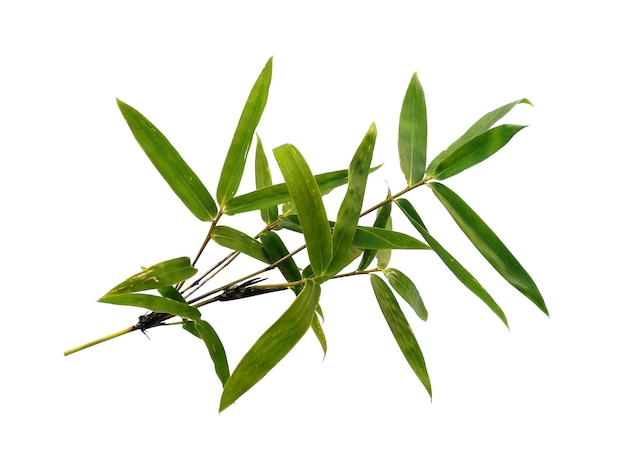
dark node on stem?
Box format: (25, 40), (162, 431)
(135, 311), (174, 332)
(217, 277), (287, 301)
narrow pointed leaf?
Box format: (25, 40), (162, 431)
(383, 268), (428, 321)
(396, 198), (508, 327)
(426, 124), (526, 180)
(429, 182), (548, 314)
(370, 275), (431, 396)
(260, 231), (302, 294)
(102, 257), (197, 297)
(220, 280), (320, 411)
(273, 144), (332, 277)
(98, 293), (201, 320)
(399, 72), (427, 184)
(183, 319), (230, 387)
(311, 305), (327, 357)
(216, 57), (273, 206)
(353, 225), (429, 250)
(212, 225), (268, 263)
(327, 123), (377, 276)
(255, 135), (278, 223)
(358, 192), (392, 271)
(376, 216), (393, 269)
(116, 99), (217, 221)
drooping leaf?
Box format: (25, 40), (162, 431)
(429, 182), (548, 314)
(254, 135), (278, 223)
(260, 231), (302, 294)
(102, 257), (197, 297)
(212, 225), (268, 263)
(273, 144), (332, 277)
(376, 215), (393, 269)
(370, 274), (431, 396)
(311, 305), (327, 357)
(353, 225), (429, 251)
(98, 293), (201, 320)
(358, 190), (392, 271)
(220, 280), (320, 411)
(216, 57), (273, 207)
(398, 72), (427, 185)
(326, 123), (377, 276)
(426, 124), (526, 180)
(396, 198), (508, 327)
(116, 99), (217, 221)
(184, 319), (230, 386)
(383, 268), (428, 321)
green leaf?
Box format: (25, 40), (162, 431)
(429, 182), (548, 314)
(255, 135), (278, 224)
(426, 124), (526, 180)
(216, 57), (273, 206)
(327, 123), (377, 276)
(212, 225), (268, 263)
(370, 275), (431, 396)
(352, 226), (430, 250)
(184, 320), (230, 387)
(383, 268), (428, 321)
(398, 72), (427, 185)
(102, 257), (197, 297)
(396, 198), (508, 327)
(376, 216), (393, 269)
(116, 99), (217, 221)
(99, 293), (201, 320)
(220, 280), (321, 411)
(260, 231), (302, 294)
(358, 191), (392, 271)
(273, 144), (332, 277)
(311, 305), (327, 357)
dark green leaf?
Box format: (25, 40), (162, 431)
(116, 99), (217, 221)
(396, 198), (508, 327)
(102, 257), (197, 297)
(370, 275), (431, 396)
(220, 280), (320, 411)
(383, 268), (428, 321)
(352, 226), (430, 250)
(98, 293), (201, 320)
(327, 123), (377, 276)
(216, 57), (273, 206)
(376, 215), (393, 269)
(260, 231), (302, 294)
(358, 191), (392, 271)
(398, 72), (427, 185)
(157, 285), (186, 303)
(273, 144), (332, 277)
(429, 182), (548, 314)
(255, 135), (278, 223)
(212, 225), (268, 263)
(183, 319), (230, 387)
(426, 124), (526, 180)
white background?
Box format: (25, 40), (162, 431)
(2, 1), (624, 468)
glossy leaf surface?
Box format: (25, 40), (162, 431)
(398, 72), (427, 184)
(116, 99), (217, 221)
(384, 268), (428, 321)
(99, 293), (201, 320)
(254, 135), (278, 223)
(212, 225), (268, 263)
(184, 320), (230, 386)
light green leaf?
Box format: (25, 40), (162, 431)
(184, 320), (230, 387)
(352, 225), (429, 250)
(273, 144), (332, 277)
(370, 275), (431, 396)
(327, 123), (377, 276)
(98, 293), (201, 320)
(383, 268), (428, 321)
(358, 191), (392, 271)
(399, 72), (427, 185)
(426, 124), (526, 180)
(396, 198), (508, 327)
(429, 182), (548, 314)
(212, 225), (268, 263)
(311, 305), (327, 357)
(260, 231), (302, 294)
(376, 216), (393, 269)
(116, 99), (217, 221)
(255, 135), (278, 223)
(102, 257), (197, 297)
(220, 280), (320, 411)
(216, 57), (273, 206)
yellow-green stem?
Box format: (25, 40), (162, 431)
(64, 326), (135, 356)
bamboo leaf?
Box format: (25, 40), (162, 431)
(212, 225), (268, 263)
(370, 275), (431, 397)
(220, 280), (320, 411)
(102, 257), (197, 297)
(358, 191), (392, 271)
(376, 216), (393, 269)
(116, 99), (217, 221)
(311, 305), (327, 357)
(352, 225), (429, 250)
(426, 124), (526, 180)
(429, 182), (548, 314)
(396, 198), (508, 327)
(273, 144), (332, 277)
(398, 72), (427, 185)
(260, 231), (302, 294)
(98, 293), (201, 320)
(383, 268), (428, 321)
(183, 320), (230, 387)
(327, 123), (377, 276)
(216, 57), (273, 206)
(255, 135), (278, 223)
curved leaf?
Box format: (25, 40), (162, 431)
(254, 135), (278, 223)
(383, 268), (428, 321)
(212, 225), (268, 263)
(184, 319), (230, 387)
(260, 231), (302, 294)
(429, 182), (548, 314)
(116, 99), (217, 221)
(352, 226), (429, 250)
(370, 275), (431, 397)
(220, 280), (320, 411)
(396, 198), (508, 327)
(98, 293), (201, 320)
(398, 72), (427, 185)
(311, 305), (327, 357)
(273, 144), (332, 277)
(216, 57), (273, 206)
(358, 190), (392, 271)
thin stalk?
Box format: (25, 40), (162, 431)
(64, 326), (136, 356)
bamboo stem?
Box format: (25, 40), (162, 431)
(64, 326), (136, 356)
